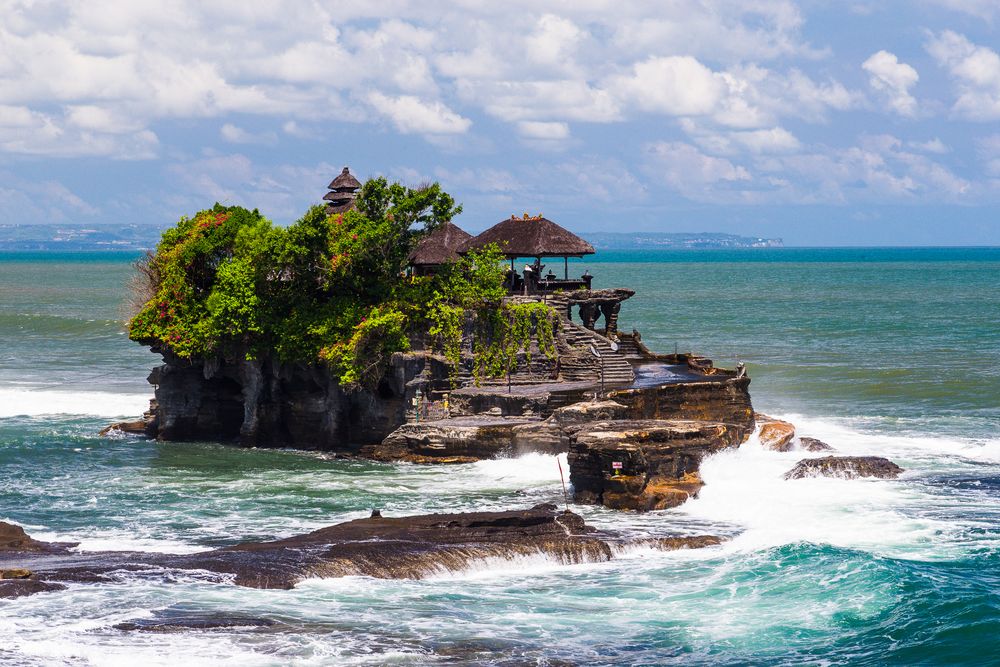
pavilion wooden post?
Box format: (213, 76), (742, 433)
(564, 256), (568, 279)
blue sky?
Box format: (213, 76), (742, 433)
(2, 1), (1000, 245)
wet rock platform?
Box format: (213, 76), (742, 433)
(0, 508), (722, 597)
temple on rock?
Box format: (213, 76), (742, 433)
(323, 167), (361, 214)
(120, 172), (757, 515)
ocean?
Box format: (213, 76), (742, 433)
(2, 248), (999, 665)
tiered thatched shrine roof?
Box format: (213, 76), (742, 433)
(324, 167), (362, 214)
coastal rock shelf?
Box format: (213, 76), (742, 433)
(369, 373), (756, 511)
(0, 507), (722, 596)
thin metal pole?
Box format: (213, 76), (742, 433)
(557, 457), (570, 512)
(600, 356), (605, 397)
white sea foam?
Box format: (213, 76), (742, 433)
(0, 387), (151, 418)
(471, 452), (568, 486)
(23, 525), (206, 555)
(679, 417), (1000, 561)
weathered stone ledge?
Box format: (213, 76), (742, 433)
(0, 507), (723, 596)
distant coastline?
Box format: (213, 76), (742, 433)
(584, 232), (783, 249)
(0, 224), (158, 252)
(1, 224), (783, 252)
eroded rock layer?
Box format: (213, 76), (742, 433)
(608, 377), (755, 443)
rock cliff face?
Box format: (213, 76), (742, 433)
(607, 377), (755, 443)
(142, 349), (433, 449)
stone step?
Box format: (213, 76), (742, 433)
(559, 320), (635, 384)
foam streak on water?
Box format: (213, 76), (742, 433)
(0, 388), (151, 418)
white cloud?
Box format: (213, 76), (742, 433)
(525, 14), (586, 75)
(220, 123), (277, 145)
(863, 50), (920, 117)
(65, 105), (145, 133)
(611, 56), (725, 116)
(730, 127), (801, 153)
(708, 65), (860, 128)
(908, 138), (948, 153)
(432, 167), (520, 194)
(977, 134), (1000, 175)
(640, 130), (971, 205)
(516, 121), (570, 140)
(281, 120), (313, 138)
(0, 1), (849, 158)
(367, 92), (471, 135)
(645, 141), (751, 195)
(458, 79), (621, 123)
(926, 0), (1000, 21)
(165, 154), (343, 219)
(608, 2), (818, 62)
(0, 104), (158, 158)
(927, 30), (1000, 120)
(0, 172), (100, 224)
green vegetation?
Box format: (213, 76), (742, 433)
(128, 177), (558, 388)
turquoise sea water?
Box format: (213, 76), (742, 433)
(2, 248), (1000, 665)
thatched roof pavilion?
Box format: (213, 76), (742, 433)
(324, 166), (362, 214)
(458, 214), (595, 259)
(408, 222), (473, 274)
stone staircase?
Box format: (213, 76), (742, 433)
(614, 332), (648, 360)
(559, 320), (635, 385)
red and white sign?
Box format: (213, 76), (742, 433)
(612, 461), (623, 470)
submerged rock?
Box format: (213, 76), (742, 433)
(99, 399), (159, 438)
(569, 419), (743, 511)
(0, 564), (67, 598)
(784, 456), (903, 480)
(755, 414), (796, 451)
(0, 506), (722, 592)
(799, 437), (834, 452)
(0, 521), (73, 554)
(1, 567), (33, 579)
(115, 613), (279, 633)
(0, 579), (66, 598)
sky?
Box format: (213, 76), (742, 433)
(1, 1), (999, 246)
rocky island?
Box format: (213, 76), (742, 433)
(107, 168), (760, 513)
(0, 169), (906, 602)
